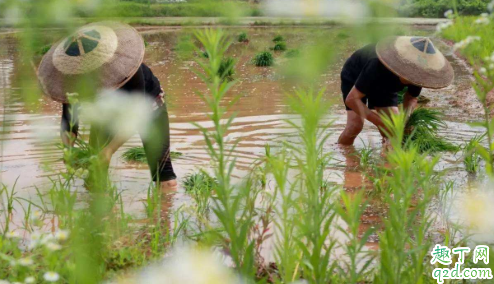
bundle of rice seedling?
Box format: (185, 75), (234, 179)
(254, 51), (274, 67)
(404, 108), (459, 153)
(238, 32), (249, 43)
(218, 57), (236, 81)
(122, 146), (183, 163)
(182, 171), (218, 192)
(273, 41), (287, 51)
(59, 139), (92, 170)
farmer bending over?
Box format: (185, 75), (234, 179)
(338, 36), (454, 145)
(37, 22), (177, 190)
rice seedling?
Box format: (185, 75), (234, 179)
(238, 32), (249, 43)
(403, 108), (459, 153)
(183, 171), (218, 192)
(217, 57), (236, 81)
(356, 142), (376, 170)
(463, 134), (484, 174)
(272, 41), (287, 51)
(253, 51), (274, 67)
(122, 146), (182, 163)
(183, 171), (217, 219)
(272, 35), (284, 42)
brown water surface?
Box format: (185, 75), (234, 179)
(0, 27), (485, 249)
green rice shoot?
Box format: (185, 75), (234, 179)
(273, 41), (287, 51)
(253, 51), (274, 67)
(238, 32), (248, 43)
(272, 35), (284, 42)
(122, 146), (183, 163)
(182, 171), (218, 192)
(404, 108), (459, 153)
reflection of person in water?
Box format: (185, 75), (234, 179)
(37, 22), (177, 191)
(338, 36), (454, 145)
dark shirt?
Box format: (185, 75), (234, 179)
(341, 44), (422, 100)
(62, 63), (161, 135)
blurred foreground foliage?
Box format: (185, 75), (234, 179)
(398, 0), (490, 18)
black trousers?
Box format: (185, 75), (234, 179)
(63, 103), (177, 182)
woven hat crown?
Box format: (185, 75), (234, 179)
(37, 21), (145, 103)
(52, 25), (118, 75)
(376, 36), (454, 89)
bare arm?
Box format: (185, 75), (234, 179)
(100, 134), (134, 164)
(345, 86), (387, 131)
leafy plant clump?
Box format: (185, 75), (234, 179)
(273, 41), (287, 51)
(122, 146), (183, 163)
(218, 57), (236, 81)
(60, 139), (92, 170)
(404, 108), (459, 153)
(254, 51), (274, 67)
(182, 171), (218, 192)
(463, 135), (484, 173)
(238, 32), (249, 43)
(272, 35), (284, 42)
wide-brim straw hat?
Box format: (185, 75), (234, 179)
(376, 36), (454, 89)
(38, 21), (145, 103)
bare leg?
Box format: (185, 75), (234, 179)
(338, 110), (365, 145)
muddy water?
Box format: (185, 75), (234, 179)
(0, 27), (486, 246)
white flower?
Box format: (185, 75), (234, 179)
(24, 277), (35, 284)
(444, 9), (454, 18)
(436, 21), (453, 33)
(111, 246), (242, 284)
(30, 210), (42, 221)
(480, 67), (487, 74)
(5, 231), (20, 239)
(453, 36), (481, 50)
(481, 12), (490, 18)
(55, 230), (69, 241)
(474, 17), (490, 25)
(0, 280), (10, 284)
(449, 184), (494, 243)
(43, 272), (60, 282)
(18, 258), (33, 266)
(46, 242), (62, 251)
(80, 90), (155, 140)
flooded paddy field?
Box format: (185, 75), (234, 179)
(0, 25), (486, 250)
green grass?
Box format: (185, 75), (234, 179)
(122, 146), (183, 163)
(404, 108), (459, 153)
(253, 51), (274, 67)
(86, 1), (261, 18)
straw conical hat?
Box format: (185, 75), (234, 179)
(38, 21), (145, 103)
(376, 36), (454, 89)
